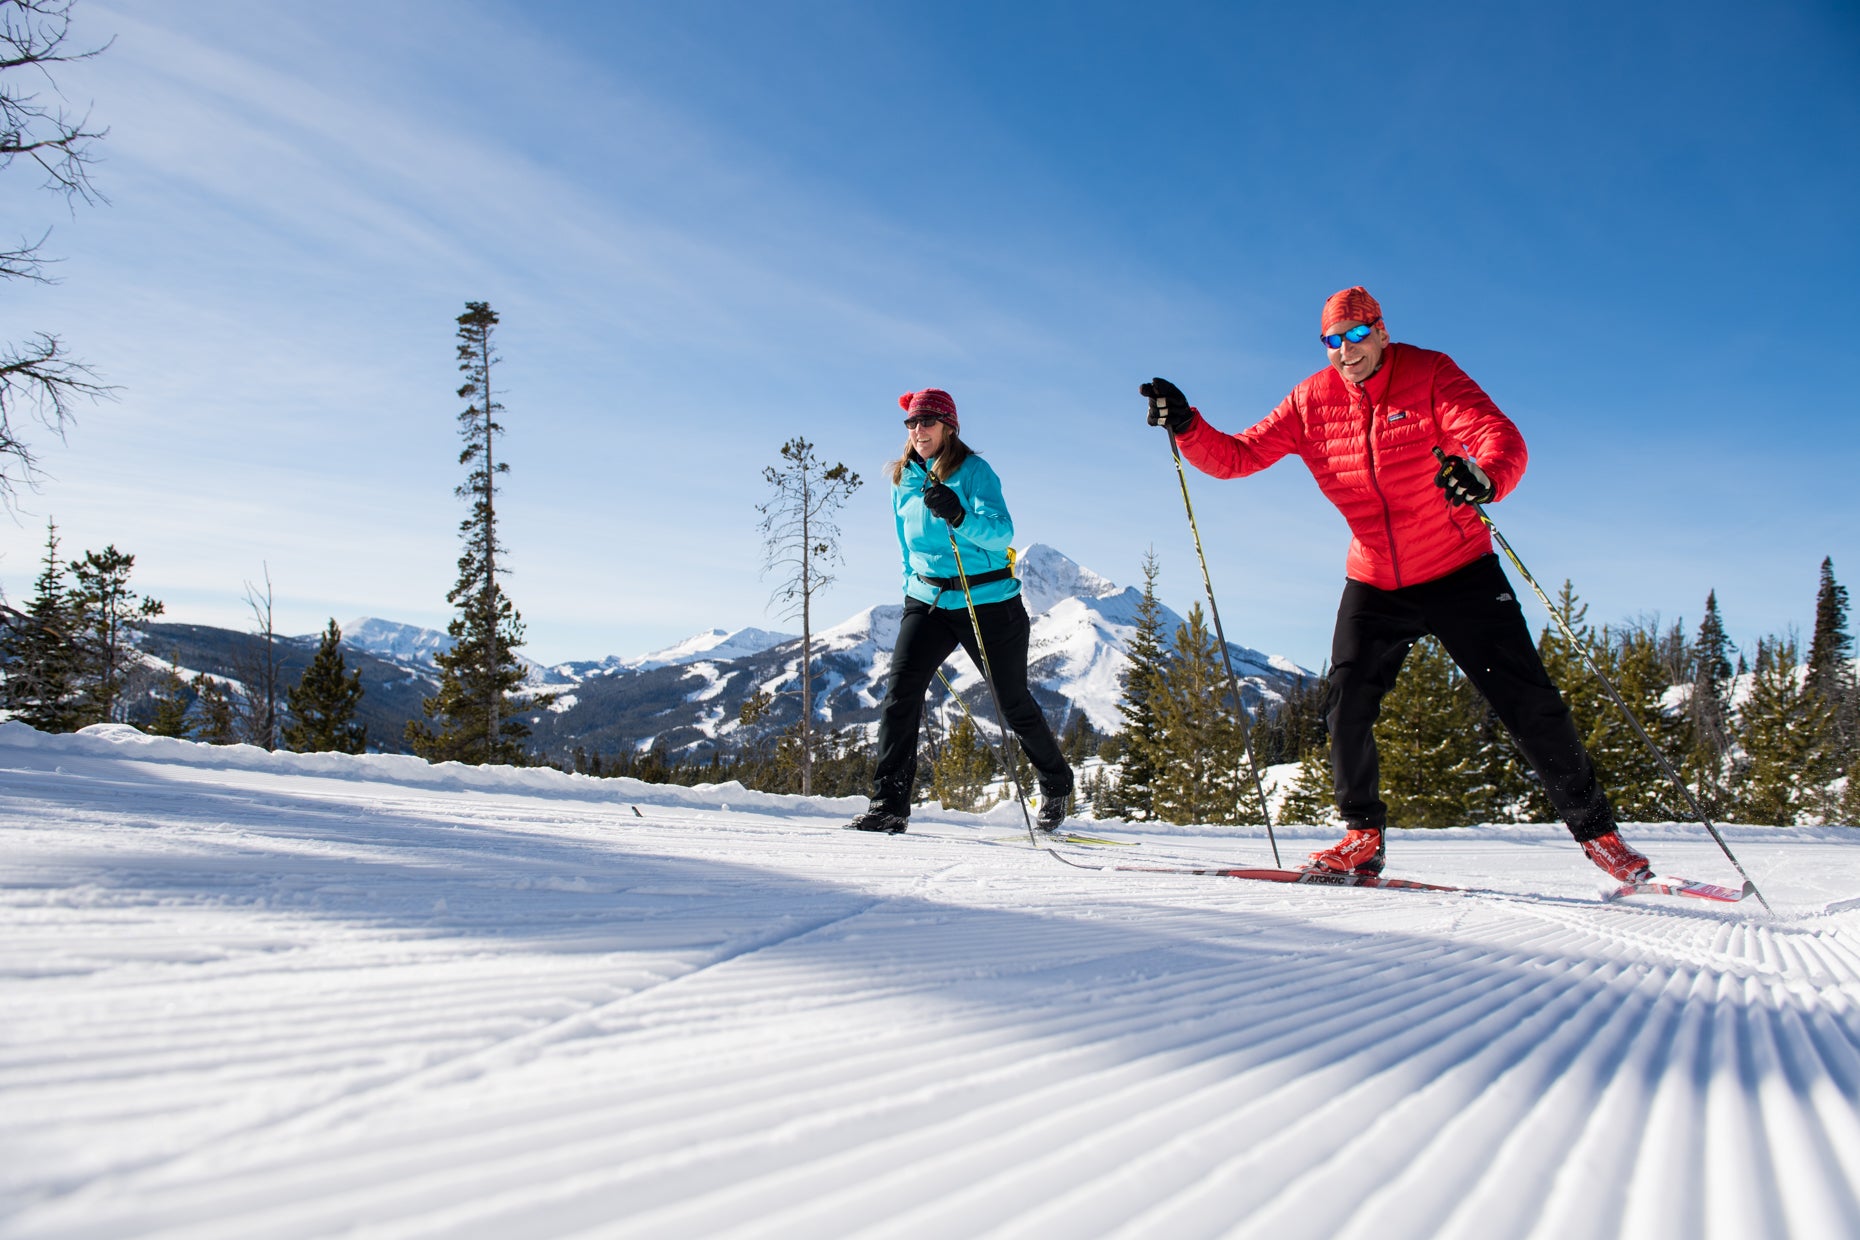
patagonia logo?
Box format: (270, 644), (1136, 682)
(1498, 592), (1515, 603)
(1386, 411), (1408, 423)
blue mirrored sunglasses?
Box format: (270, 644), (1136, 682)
(1320, 322), (1378, 349)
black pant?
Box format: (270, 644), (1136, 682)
(1327, 554), (1615, 841)
(869, 595), (1073, 816)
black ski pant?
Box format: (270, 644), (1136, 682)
(1327, 554), (1615, 841)
(869, 594), (1073, 817)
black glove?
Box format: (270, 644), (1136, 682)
(1434, 451), (1495, 506)
(922, 479), (965, 527)
(1140, 377), (1195, 433)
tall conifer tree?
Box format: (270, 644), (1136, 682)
(284, 619), (367, 754)
(0, 520), (83, 730)
(1151, 603), (1256, 825)
(1376, 636), (1487, 828)
(1107, 550), (1167, 821)
(1732, 636), (1834, 825)
(68, 544), (163, 725)
(407, 301), (550, 765)
(1683, 590), (1734, 815)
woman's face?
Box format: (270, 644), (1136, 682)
(908, 416), (949, 458)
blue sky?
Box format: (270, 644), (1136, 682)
(2, 0), (1856, 674)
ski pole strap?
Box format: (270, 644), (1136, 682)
(916, 567), (1014, 590)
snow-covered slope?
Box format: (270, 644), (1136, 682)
(5, 722), (1858, 1238)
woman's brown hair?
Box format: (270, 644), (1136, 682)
(887, 432), (972, 487)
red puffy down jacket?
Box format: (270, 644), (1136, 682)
(1176, 343), (1526, 590)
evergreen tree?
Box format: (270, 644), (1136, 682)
(68, 544), (163, 725)
(1731, 636), (1834, 825)
(930, 710), (999, 812)
(1839, 750), (1860, 828)
(1151, 603), (1256, 824)
(1278, 744), (1341, 827)
(283, 619), (367, 754)
(142, 661), (192, 738)
(1594, 622), (1690, 822)
(757, 437), (861, 796)
(1682, 590), (1735, 816)
(407, 302), (551, 765)
(0, 520), (84, 730)
(1377, 637), (1487, 828)
(1806, 557), (1857, 774)
(192, 673), (237, 744)
(1108, 549), (1168, 821)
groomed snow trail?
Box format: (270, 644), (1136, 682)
(3, 725), (1859, 1239)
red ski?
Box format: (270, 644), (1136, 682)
(1044, 848), (1460, 892)
(1603, 876), (1756, 904)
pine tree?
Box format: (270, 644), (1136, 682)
(283, 619), (367, 754)
(1839, 750), (1860, 828)
(1806, 557), (1856, 774)
(142, 660), (192, 738)
(930, 710), (999, 812)
(1594, 622), (1690, 822)
(757, 437), (861, 795)
(1683, 590), (1735, 816)
(407, 302), (551, 765)
(1377, 637), (1488, 828)
(1151, 603), (1256, 825)
(1108, 549), (1168, 821)
(68, 544), (164, 725)
(1807, 558), (1852, 702)
(1731, 636), (1834, 825)
(1278, 744), (1340, 827)
(0, 520), (84, 731)
(192, 673), (237, 744)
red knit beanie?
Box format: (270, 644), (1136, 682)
(899, 388), (958, 431)
(1321, 286), (1383, 334)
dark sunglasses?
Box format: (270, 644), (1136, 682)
(904, 415), (945, 429)
(1320, 321), (1378, 349)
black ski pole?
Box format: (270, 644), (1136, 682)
(1165, 429), (1282, 866)
(944, 529), (1041, 846)
(1434, 448), (1771, 912)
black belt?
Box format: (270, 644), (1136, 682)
(916, 567), (1014, 590)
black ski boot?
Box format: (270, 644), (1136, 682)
(1036, 791), (1069, 834)
(846, 809), (909, 834)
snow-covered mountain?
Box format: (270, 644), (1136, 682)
(156, 545), (1311, 759)
(545, 627), (797, 681)
(518, 544), (1315, 759)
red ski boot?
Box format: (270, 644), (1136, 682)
(1307, 827), (1386, 876)
(1582, 830), (1654, 883)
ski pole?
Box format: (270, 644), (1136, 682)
(944, 528), (1041, 846)
(1166, 429), (1282, 866)
(1433, 448), (1771, 912)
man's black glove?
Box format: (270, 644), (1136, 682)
(1434, 452), (1495, 506)
(922, 479), (965, 527)
(1140, 377), (1195, 433)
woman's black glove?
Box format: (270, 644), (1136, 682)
(922, 480), (965, 527)
(1140, 377), (1196, 433)
(1433, 452), (1495, 506)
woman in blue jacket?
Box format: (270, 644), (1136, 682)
(847, 388), (1075, 834)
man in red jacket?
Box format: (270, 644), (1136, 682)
(1141, 286), (1654, 883)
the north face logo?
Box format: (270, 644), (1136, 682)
(1498, 592), (1514, 603)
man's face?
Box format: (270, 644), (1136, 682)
(1325, 319), (1389, 385)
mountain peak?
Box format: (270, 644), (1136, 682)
(1016, 544), (1123, 617)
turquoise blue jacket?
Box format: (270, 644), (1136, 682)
(894, 453), (1022, 609)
